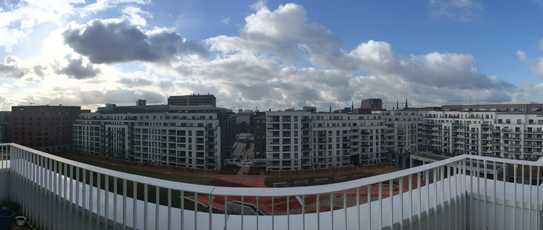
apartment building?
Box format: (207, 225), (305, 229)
(73, 103), (232, 170)
(0, 112), (9, 143)
(494, 113), (543, 160)
(380, 110), (421, 156)
(420, 111), (543, 161)
(8, 105), (87, 153)
(265, 111), (386, 171)
(420, 111), (496, 156)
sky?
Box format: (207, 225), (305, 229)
(1, 0), (543, 111)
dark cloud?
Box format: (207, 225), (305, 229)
(63, 19), (209, 64)
(56, 56), (100, 79)
(0, 64), (26, 78)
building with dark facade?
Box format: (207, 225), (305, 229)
(167, 94), (217, 107)
(8, 105), (86, 153)
(0, 112), (9, 143)
(360, 98), (383, 113)
(252, 112), (266, 157)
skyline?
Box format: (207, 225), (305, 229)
(1, 0), (543, 111)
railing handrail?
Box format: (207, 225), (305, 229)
(3, 143), (542, 197)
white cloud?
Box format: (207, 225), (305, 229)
(221, 17), (231, 25)
(0, 0), (83, 50)
(0, 0), (151, 51)
(429, 0), (482, 21)
(532, 58), (543, 79)
(516, 50), (527, 61)
(122, 6), (151, 27)
(0, 1), (532, 111)
(82, 0), (151, 15)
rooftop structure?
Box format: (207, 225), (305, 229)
(167, 94), (217, 107)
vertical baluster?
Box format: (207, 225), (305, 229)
(426, 170), (430, 230)
(114, 177), (118, 229)
(301, 195), (305, 230)
(521, 164), (525, 230)
(123, 179), (127, 229)
(409, 174), (413, 230)
(514, 164), (517, 230)
(343, 191), (347, 230)
(144, 184), (148, 230)
(180, 190), (184, 230)
(493, 162), (497, 230)
(105, 175), (109, 230)
(77, 167), (81, 230)
(356, 187), (360, 230)
(316, 194), (320, 230)
(223, 195), (227, 230)
(483, 160), (487, 229)
(97, 173), (102, 229)
(503, 163), (507, 230)
(195, 192), (198, 230)
(168, 189), (172, 230)
(241, 196), (245, 230)
(536, 166), (540, 230)
(368, 185), (371, 230)
(134, 182), (138, 230)
(379, 182), (382, 230)
(389, 179), (393, 229)
(90, 171), (94, 229)
(256, 196), (260, 230)
(529, 165), (533, 230)
(400, 177), (403, 230)
(156, 186), (160, 230)
(271, 196), (274, 230)
(330, 193), (334, 230)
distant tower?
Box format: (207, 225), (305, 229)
(329, 104), (332, 113)
(396, 101), (399, 111)
(405, 98), (408, 109)
(351, 101), (354, 113)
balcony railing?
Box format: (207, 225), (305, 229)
(0, 143), (542, 230)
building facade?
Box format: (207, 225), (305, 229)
(0, 112), (9, 143)
(419, 111), (543, 161)
(73, 104), (232, 170)
(8, 105), (85, 153)
(167, 94), (217, 107)
(265, 111), (387, 171)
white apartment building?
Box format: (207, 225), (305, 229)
(421, 111), (543, 161)
(379, 110), (422, 156)
(266, 111), (386, 171)
(421, 111), (496, 156)
(494, 113), (543, 160)
(74, 112), (222, 170)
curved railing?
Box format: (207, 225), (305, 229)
(0, 143), (542, 230)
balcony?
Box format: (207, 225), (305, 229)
(0, 143), (542, 229)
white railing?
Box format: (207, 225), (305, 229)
(0, 143), (542, 230)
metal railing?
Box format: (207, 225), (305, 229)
(0, 143), (542, 230)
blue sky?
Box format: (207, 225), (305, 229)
(1, 0), (543, 110)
